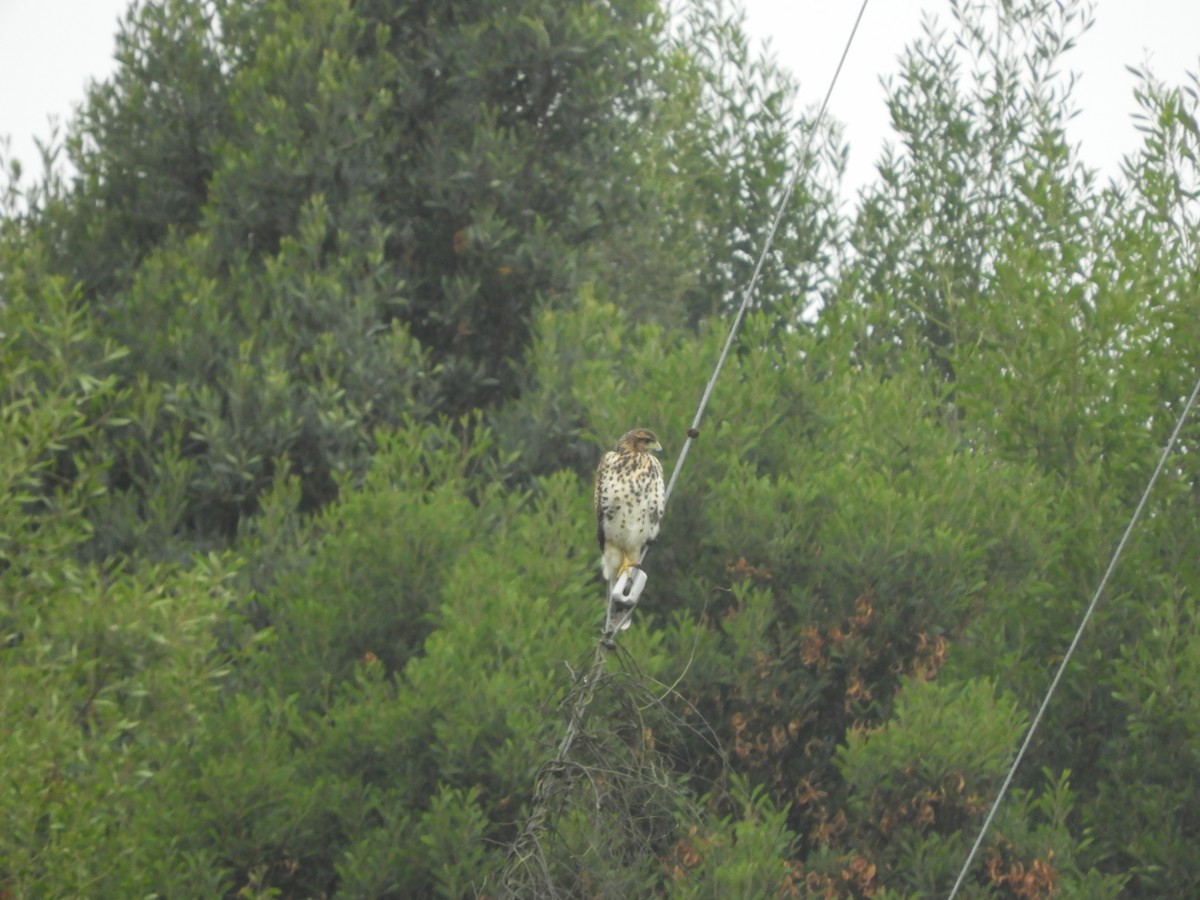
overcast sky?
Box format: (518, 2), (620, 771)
(2, 0), (1198, 198)
(740, 0), (1200, 195)
(0, 0), (129, 173)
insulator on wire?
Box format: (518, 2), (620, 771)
(604, 568), (648, 638)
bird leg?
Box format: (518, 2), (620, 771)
(616, 549), (641, 582)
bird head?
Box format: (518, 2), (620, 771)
(618, 428), (663, 454)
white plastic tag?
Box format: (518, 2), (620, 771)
(604, 568), (648, 636)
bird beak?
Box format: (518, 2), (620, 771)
(653, 441), (663, 453)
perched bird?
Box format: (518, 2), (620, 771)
(593, 428), (666, 596)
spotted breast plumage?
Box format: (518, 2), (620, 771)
(593, 428), (666, 589)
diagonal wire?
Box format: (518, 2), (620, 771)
(662, 0), (871, 508)
(948, 371), (1200, 899)
(506, 5), (876, 893)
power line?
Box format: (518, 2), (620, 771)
(502, 6), (875, 887)
(948, 372), (1200, 898)
(663, 0), (871, 507)
(627, 0), (870, 629)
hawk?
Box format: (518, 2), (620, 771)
(593, 428), (666, 592)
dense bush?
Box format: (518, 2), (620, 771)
(2, 0), (1198, 895)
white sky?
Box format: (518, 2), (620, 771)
(1, 0), (1198, 198)
(741, 0), (1200, 196)
(0, 0), (129, 174)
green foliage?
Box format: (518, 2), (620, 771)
(1094, 582), (1200, 894)
(0, 260), (122, 573)
(257, 416), (510, 696)
(4, 0), (1200, 895)
(818, 677), (1125, 896)
(841, 0), (1097, 377)
(85, 197), (436, 553)
(59, 0), (230, 292)
(1, 437), (247, 895)
(825, 678), (1024, 894)
(667, 778), (799, 898)
(8, 0), (834, 550)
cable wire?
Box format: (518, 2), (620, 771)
(948, 371), (1200, 898)
(663, 0), (871, 507)
(506, 5), (877, 892)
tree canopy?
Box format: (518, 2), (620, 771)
(2, 0), (1198, 896)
